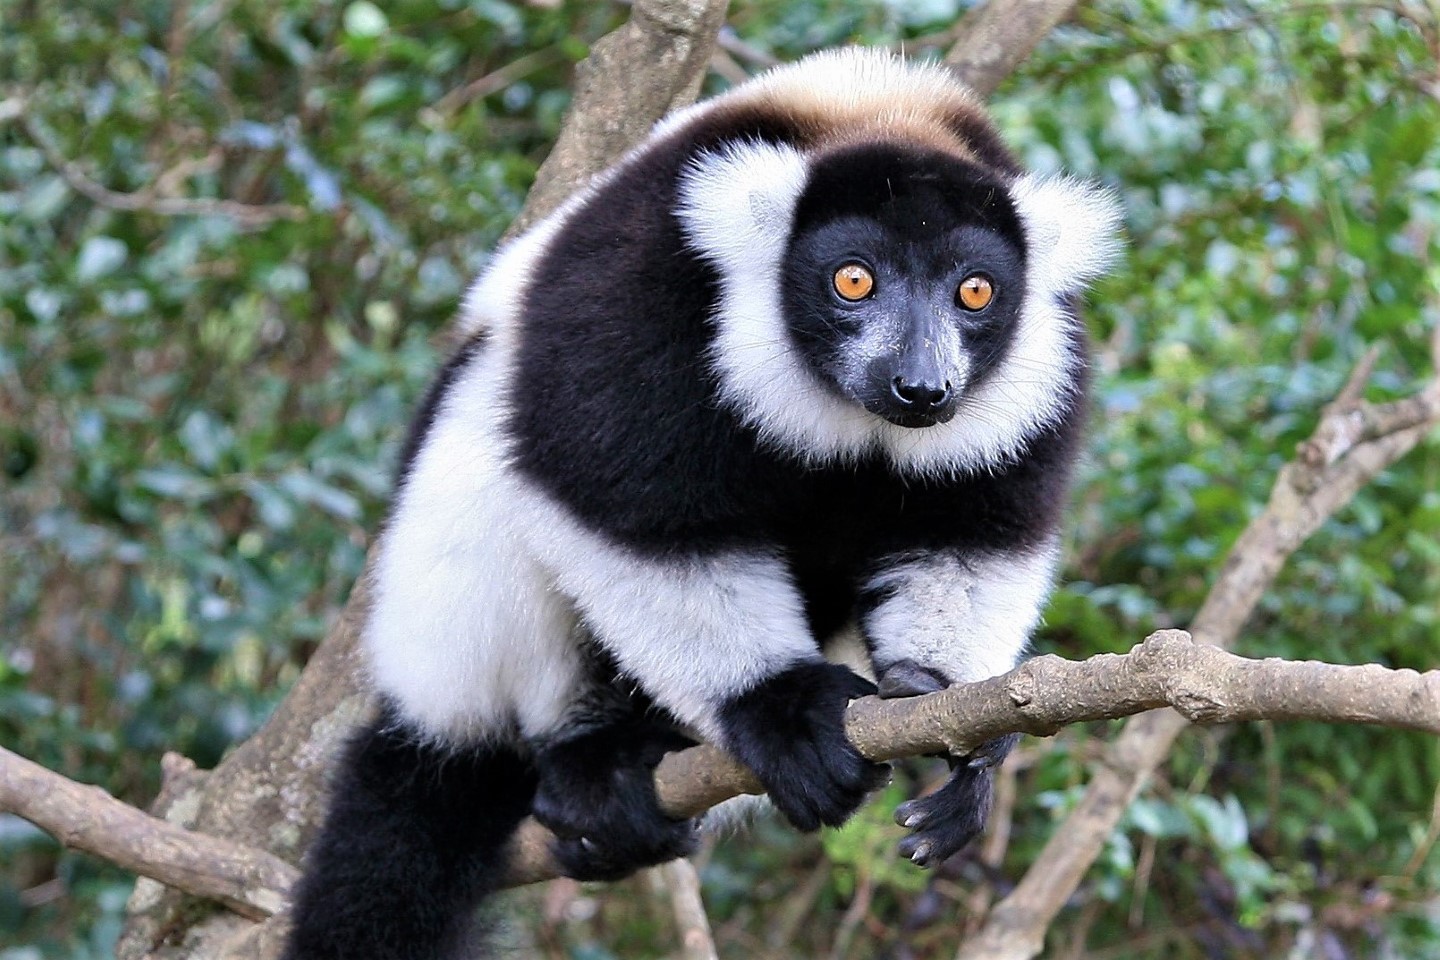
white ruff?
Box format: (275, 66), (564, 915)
(677, 143), (1124, 477)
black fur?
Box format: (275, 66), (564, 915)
(893, 734), (1020, 867)
(533, 715), (700, 881)
(782, 145), (1030, 423)
(283, 703), (537, 960)
(500, 94), (1083, 868)
(508, 124), (1083, 555)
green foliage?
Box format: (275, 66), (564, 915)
(3, 0), (1438, 958)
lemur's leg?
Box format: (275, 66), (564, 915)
(531, 675), (702, 880)
(282, 703), (537, 960)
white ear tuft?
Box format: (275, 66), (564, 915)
(675, 142), (809, 272)
(1010, 175), (1126, 297)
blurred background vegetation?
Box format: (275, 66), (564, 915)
(2, 0), (1438, 957)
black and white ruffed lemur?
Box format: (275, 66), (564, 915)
(283, 47), (1123, 960)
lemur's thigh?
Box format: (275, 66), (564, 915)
(284, 705), (537, 960)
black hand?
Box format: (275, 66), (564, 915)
(717, 662), (888, 832)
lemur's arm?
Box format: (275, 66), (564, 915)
(858, 542), (1060, 866)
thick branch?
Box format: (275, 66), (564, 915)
(19, 631), (1436, 926)
(944, 0), (1084, 97)
(0, 746), (298, 921)
(504, 0), (729, 237)
(498, 630), (1440, 887)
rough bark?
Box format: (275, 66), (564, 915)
(504, 0), (729, 237)
(944, 0), (1084, 97)
(0, 747), (298, 921)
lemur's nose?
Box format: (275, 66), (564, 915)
(891, 376), (953, 413)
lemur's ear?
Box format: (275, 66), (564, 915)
(1010, 175), (1126, 297)
(676, 142), (809, 273)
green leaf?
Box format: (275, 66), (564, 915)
(343, 1), (388, 38)
(75, 236), (128, 282)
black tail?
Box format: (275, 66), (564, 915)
(283, 705), (537, 960)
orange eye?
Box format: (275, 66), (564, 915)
(956, 274), (994, 311)
(833, 263), (875, 301)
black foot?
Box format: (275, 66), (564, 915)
(532, 717), (699, 882)
(893, 733), (1018, 867)
(718, 662), (888, 832)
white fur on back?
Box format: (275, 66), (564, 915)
(366, 347), (583, 743)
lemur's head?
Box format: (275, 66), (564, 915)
(781, 143), (1028, 429)
(675, 48), (1123, 470)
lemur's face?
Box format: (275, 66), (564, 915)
(780, 146), (1028, 429)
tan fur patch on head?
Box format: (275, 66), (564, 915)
(725, 48), (992, 164)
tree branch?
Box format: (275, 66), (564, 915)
(503, 0), (729, 237)
(12, 632), (1440, 926)
(956, 326), (1440, 960)
(496, 630), (1440, 887)
(944, 0), (1084, 97)
(0, 746), (298, 921)
(18, 100), (306, 227)
(656, 858), (719, 960)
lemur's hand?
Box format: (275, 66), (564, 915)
(717, 662), (889, 831)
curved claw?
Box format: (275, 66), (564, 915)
(894, 735), (1018, 868)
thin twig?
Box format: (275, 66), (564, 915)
(828, 867), (876, 960)
(1401, 781), (1440, 880)
(428, 47), (570, 118)
(20, 110), (305, 226)
(660, 859), (719, 960)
